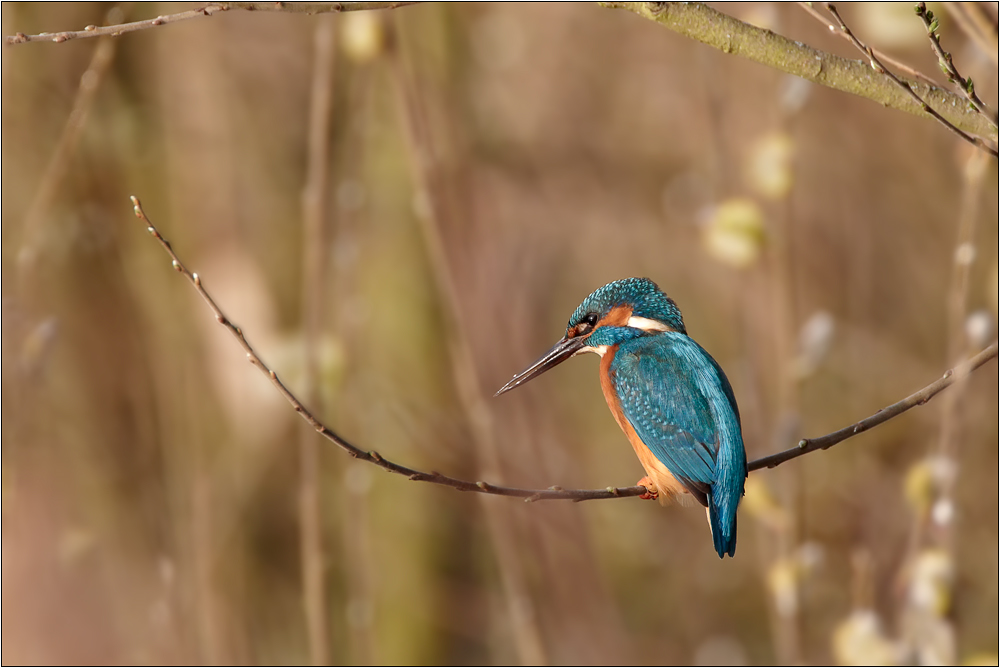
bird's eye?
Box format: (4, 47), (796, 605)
(574, 313), (599, 335)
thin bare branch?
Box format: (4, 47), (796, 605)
(128, 196), (647, 502)
(822, 3), (997, 158)
(796, 2), (939, 88)
(4, 2), (417, 46)
(601, 2), (997, 148)
(915, 2), (998, 128)
(750, 342), (999, 471)
(130, 197), (999, 498)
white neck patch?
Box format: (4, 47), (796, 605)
(626, 316), (673, 332)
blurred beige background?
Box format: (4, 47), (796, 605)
(2, 2), (997, 665)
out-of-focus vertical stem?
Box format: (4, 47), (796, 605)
(16, 5), (124, 296)
(192, 465), (225, 664)
(763, 71), (805, 665)
(334, 57), (377, 666)
(897, 149), (987, 664)
(767, 193), (804, 667)
(932, 149), (987, 546)
(949, 3), (999, 65)
(299, 17), (336, 666)
(850, 548), (875, 611)
(342, 463), (376, 665)
(936, 151), (988, 471)
(386, 17), (547, 666)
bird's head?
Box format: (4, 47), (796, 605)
(495, 277), (686, 396)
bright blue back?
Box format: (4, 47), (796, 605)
(608, 331), (746, 557)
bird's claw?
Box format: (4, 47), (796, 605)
(637, 476), (658, 501)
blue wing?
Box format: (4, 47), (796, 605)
(610, 332), (747, 557)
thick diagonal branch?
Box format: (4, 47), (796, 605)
(602, 2), (997, 146)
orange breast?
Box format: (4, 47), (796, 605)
(598, 348), (690, 505)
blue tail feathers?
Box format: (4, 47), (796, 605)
(708, 493), (738, 558)
(707, 441), (746, 558)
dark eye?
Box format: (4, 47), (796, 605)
(575, 313), (599, 335)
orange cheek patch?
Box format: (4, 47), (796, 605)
(597, 305), (632, 328)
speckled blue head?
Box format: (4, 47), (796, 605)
(568, 277), (686, 335)
(495, 278), (686, 396)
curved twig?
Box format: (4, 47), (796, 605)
(823, 3), (997, 158)
(4, 2), (417, 46)
(130, 196), (644, 502)
(795, 2), (939, 88)
(130, 197), (998, 500)
(750, 341), (999, 470)
(914, 2), (998, 128)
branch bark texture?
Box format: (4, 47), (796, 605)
(602, 2), (998, 144)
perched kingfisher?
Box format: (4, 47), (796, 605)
(496, 278), (747, 558)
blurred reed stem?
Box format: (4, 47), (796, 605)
(299, 16), (337, 666)
(936, 150), (989, 474)
(763, 42), (806, 662)
(334, 47), (378, 667)
(15, 4), (123, 299)
(386, 15), (548, 665)
(765, 172), (805, 667)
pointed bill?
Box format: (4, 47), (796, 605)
(494, 336), (586, 397)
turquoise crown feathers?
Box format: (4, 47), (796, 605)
(568, 278), (686, 334)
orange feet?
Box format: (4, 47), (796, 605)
(637, 476), (659, 501)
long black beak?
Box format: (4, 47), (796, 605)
(494, 335), (586, 397)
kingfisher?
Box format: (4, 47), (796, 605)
(495, 278), (747, 558)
